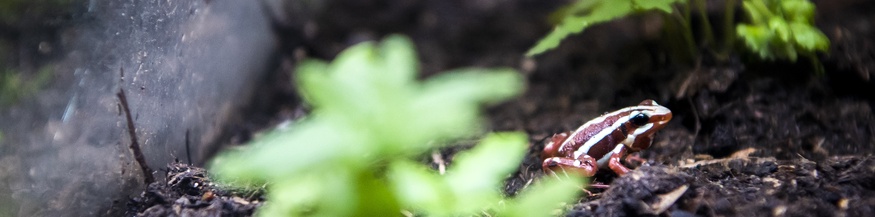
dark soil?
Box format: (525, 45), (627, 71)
(126, 163), (263, 217)
(123, 0), (875, 216)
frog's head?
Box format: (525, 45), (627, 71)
(624, 99), (672, 151)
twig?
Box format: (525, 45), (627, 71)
(680, 148), (758, 168)
(649, 185), (689, 214)
(118, 67), (155, 184)
(687, 96), (701, 147)
(185, 129), (192, 165)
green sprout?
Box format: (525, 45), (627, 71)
(210, 35), (583, 216)
(736, 0), (829, 63)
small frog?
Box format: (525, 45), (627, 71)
(541, 99), (672, 177)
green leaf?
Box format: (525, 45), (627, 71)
(634, 0), (683, 13)
(380, 35), (418, 87)
(296, 36), (525, 157)
(444, 132), (529, 213)
(528, 0), (685, 56)
(736, 24), (772, 59)
(767, 17), (799, 60)
(768, 18), (791, 43)
(387, 161), (451, 215)
(256, 172), (356, 217)
(389, 133), (532, 216)
(527, 0), (634, 56)
(256, 170), (401, 217)
(745, 0), (772, 25)
(350, 171), (403, 216)
(497, 176), (586, 217)
(790, 22), (829, 52)
(374, 70), (524, 156)
(781, 0), (814, 23)
(210, 120), (368, 183)
(419, 68), (523, 106)
(736, 0), (829, 62)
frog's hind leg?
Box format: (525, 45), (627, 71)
(541, 132), (570, 159)
(542, 155), (598, 178)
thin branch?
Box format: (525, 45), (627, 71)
(185, 129), (192, 165)
(118, 67), (155, 185)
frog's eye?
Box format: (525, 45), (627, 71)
(630, 113), (649, 126)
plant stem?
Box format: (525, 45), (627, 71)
(677, 4), (698, 61)
(695, 0), (715, 48)
(722, 0), (737, 53)
(809, 54), (825, 75)
(751, 0), (774, 22)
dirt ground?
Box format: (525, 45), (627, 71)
(7, 0), (870, 216)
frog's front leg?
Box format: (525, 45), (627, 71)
(610, 134), (655, 175)
(607, 144), (631, 175)
(542, 154), (599, 177)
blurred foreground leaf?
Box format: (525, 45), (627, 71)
(211, 35), (582, 216)
(498, 175), (585, 217)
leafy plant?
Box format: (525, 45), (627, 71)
(527, 0), (684, 56)
(210, 35), (583, 216)
(529, 0), (830, 71)
(736, 0), (829, 62)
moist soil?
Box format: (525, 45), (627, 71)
(75, 0), (875, 216)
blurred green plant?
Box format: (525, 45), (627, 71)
(736, 0), (829, 72)
(529, 0), (829, 72)
(0, 67), (53, 105)
(210, 35), (583, 216)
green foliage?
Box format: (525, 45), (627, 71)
(495, 175), (584, 217)
(211, 35), (583, 216)
(527, 0), (685, 56)
(531, 0), (830, 72)
(0, 67), (53, 106)
(736, 0), (829, 61)
(390, 133), (585, 216)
